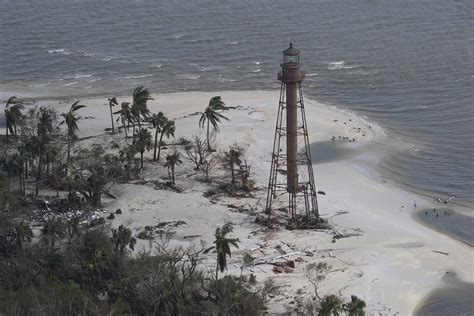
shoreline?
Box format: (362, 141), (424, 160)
(3, 88), (473, 210)
(2, 90), (473, 314)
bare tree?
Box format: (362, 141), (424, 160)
(203, 153), (219, 183)
(184, 135), (207, 170)
(305, 262), (331, 300)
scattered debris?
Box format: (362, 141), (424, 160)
(133, 179), (184, 193)
(183, 235), (202, 239)
(156, 220), (187, 228)
(432, 250), (449, 256)
(280, 240), (297, 251)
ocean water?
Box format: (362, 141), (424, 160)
(1, 0), (473, 208)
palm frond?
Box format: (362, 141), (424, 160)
(70, 101), (86, 112)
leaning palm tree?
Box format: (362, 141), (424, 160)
(60, 101), (86, 174)
(199, 96), (229, 151)
(156, 118), (175, 162)
(115, 102), (134, 137)
(148, 112), (167, 161)
(133, 128), (153, 170)
(164, 151), (182, 184)
(132, 86), (153, 131)
(344, 295), (366, 316)
(204, 223), (240, 280)
(107, 97), (118, 133)
(4, 96), (24, 140)
(319, 295), (343, 316)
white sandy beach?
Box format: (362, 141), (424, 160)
(20, 91), (474, 315)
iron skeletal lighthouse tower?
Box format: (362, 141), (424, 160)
(266, 44), (319, 221)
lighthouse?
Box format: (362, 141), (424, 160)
(266, 44), (319, 222)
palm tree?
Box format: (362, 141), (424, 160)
(8, 153), (24, 194)
(111, 225), (136, 257)
(17, 145), (28, 195)
(107, 97), (118, 133)
(38, 108), (54, 178)
(15, 221), (33, 250)
(41, 217), (66, 249)
(61, 101), (86, 174)
(148, 112), (167, 161)
(319, 295), (343, 316)
(119, 144), (137, 179)
(156, 118), (175, 162)
(344, 295), (366, 316)
(4, 96), (24, 140)
(115, 102), (134, 137)
(223, 145), (242, 185)
(199, 96), (229, 151)
(133, 128), (153, 170)
(204, 223), (240, 279)
(164, 151), (182, 184)
(130, 103), (140, 135)
(132, 86), (153, 131)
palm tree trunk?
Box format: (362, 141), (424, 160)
(207, 120), (211, 151)
(35, 156), (42, 196)
(157, 132), (165, 162)
(215, 254), (219, 279)
(153, 128), (158, 161)
(122, 118), (128, 137)
(66, 133), (70, 175)
(230, 162), (235, 184)
(5, 123), (8, 141)
(171, 165), (175, 184)
(46, 155), (50, 177)
(110, 106), (115, 134)
(19, 168), (23, 194)
(140, 151), (144, 170)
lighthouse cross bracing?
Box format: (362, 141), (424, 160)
(265, 44), (319, 222)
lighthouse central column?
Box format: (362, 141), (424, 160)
(286, 82), (298, 193)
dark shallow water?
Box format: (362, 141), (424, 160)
(415, 208), (474, 247)
(415, 273), (474, 316)
(310, 141), (357, 164)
